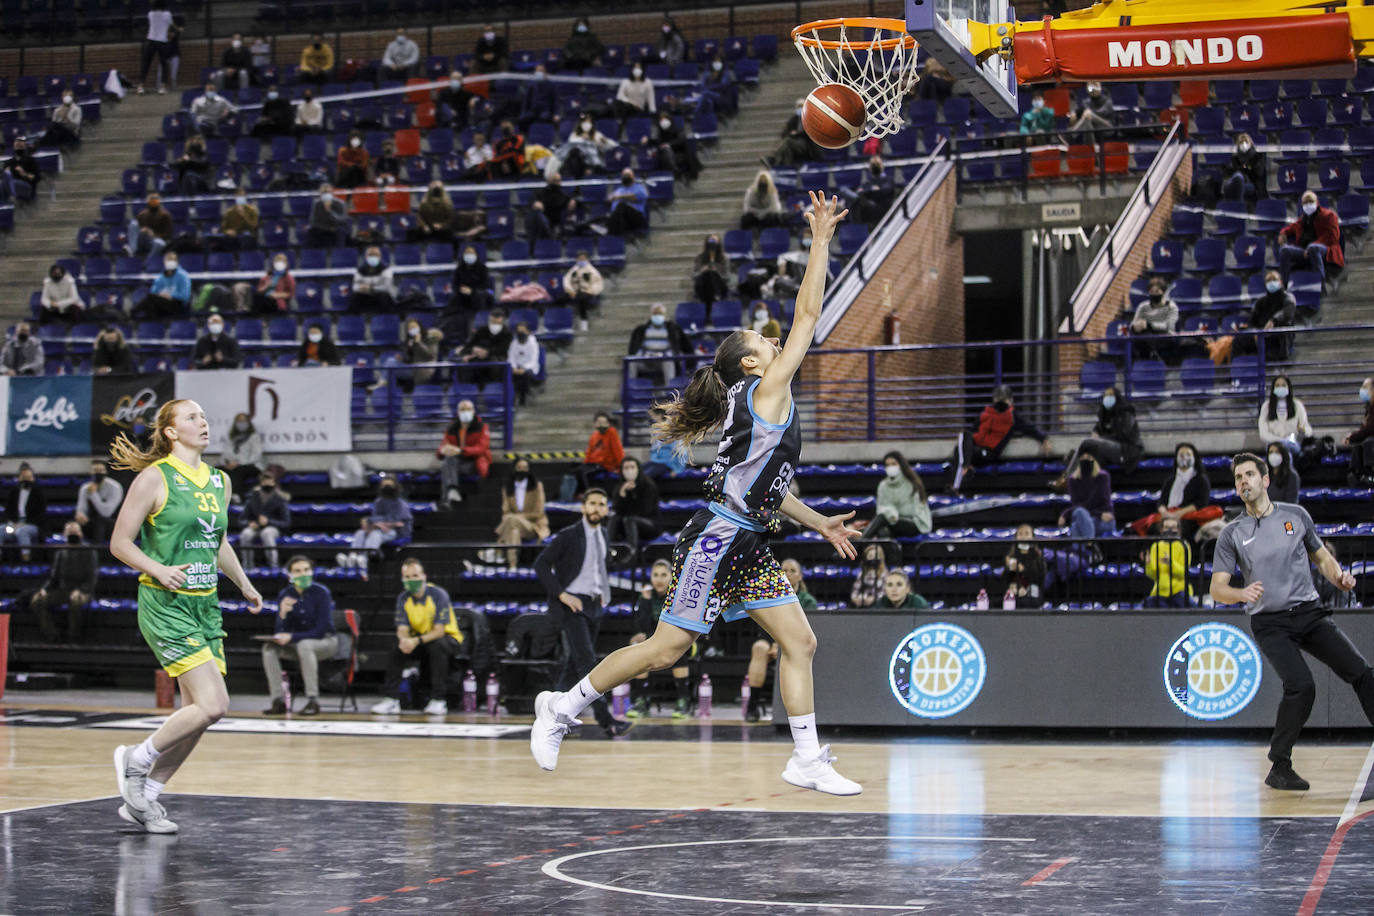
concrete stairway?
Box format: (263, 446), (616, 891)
(0, 93), (181, 318)
(512, 54), (814, 452)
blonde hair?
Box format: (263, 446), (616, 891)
(109, 398), (192, 472)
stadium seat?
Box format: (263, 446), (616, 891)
(1078, 361), (1116, 396)
(1127, 359), (1168, 399)
(1149, 239), (1183, 275)
(675, 301), (706, 333)
(1230, 235), (1267, 273)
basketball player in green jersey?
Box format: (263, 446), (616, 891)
(108, 398), (263, 833)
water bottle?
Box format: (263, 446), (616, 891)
(611, 681), (630, 717)
(740, 677), (751, 712)
(462, 671), (478, 711)
(697, 674), (713, 718)
(975, 588), (989, 610)
(486, 673), (500, 716)
(280, 671), (292, 714)
(1002, 588), (1017, 610)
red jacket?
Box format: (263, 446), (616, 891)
(436, 420), (491, 477)
(1281, 208), (1344, 267)
(972, 404), (1015, 449)
(585, 426), (624, 473)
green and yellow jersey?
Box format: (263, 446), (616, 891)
(394, 584), (462, 643)
(138, 455), (228, 595)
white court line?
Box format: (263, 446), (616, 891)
(0, 795), (115, 815)
(542, 835), (1035, 912)
(1338, 740), (1374, 826)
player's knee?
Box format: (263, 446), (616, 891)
(783, 629), (817, 661)
(200, 694), (230, 722)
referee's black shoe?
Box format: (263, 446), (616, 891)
(603, 719), (634, 739)
(1265, 763), (1310, 791)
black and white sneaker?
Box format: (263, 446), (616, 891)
(1265, 763), (1310, 791)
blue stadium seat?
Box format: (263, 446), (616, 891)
(1294, 98), (1328, 129)
(1149, 239), (1183, 275)
(1231, 235), (1267, 273)
(1187, 238), (1226, 275)
(1252, 198), (1290, 234)
(369, 314), (400, 345)
(708, 299), (742, 328)
(675, 301), (706, 333)
(1211, 200), (1247, 237)
(1127, 359), (1168, 400)
(759, 227), (791, 260)
(1206, 274), (1245, 309)
(1274, 164), (1308, 197)
(1337, 193), (1370, 235)
(267, 317), (297, 342)
(336, 315), (366, 344)
(1318, 161), (1350, 195)
(597, 236), (627, 269)
(1078, 360), (1116, 396)
(234, 318), (263, 341)
(1229, 355), (1263, 393)
(1179, 357), (1219, 397)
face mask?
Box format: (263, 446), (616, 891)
(595, 423), (609, 433)
(206, 90), (217, 99)
(650, 314), (665, 327)
(632, 68), (643, 78)
(576, 23), (587, 32)
(712, 60), (723, 71)
(580, 119), (593, 130)
(308, 330), (323, 343)
(1274, 386), (1289, 398)
(1102, 395), (1116, 409)
(1176, 455), (1193, 469)
(235, 195), (248, 206)
(659, 119), (671, 129)
(1302, 201), (1318, 216)
(802, 237), (812, 248)
(260, 481), (276, 492)
(662, 24), (671, 33)
(870, 164), (882, 175)
(365, 255), (380, 267)
(488, 322), (503, 335)
(992, 400), (1009, 412)
(1268, 452), (1283, 468)
(380, 485), (398, 497)
(67, 533), (82, 544)
(483, 31), (495, 41)
(458, 410), (474, 423)
(1239, 141), (1252, 152)
(516, 331), (529, 343)
(267, 91), (278, 99)
(164, 261), (177, 272)
(273, 260), (287, 272)
(208, 322), (224, 335)
(50, 272), (62, 281)
(350, 138), (361, 148)
(1265, 280), (1281, 293)
(795, 107), (805, 118)
(515, 469), (530, 480)
(313, 41), (322, 50)
(462, 252), (477, 265)
(1016, 542), (1031, 553)
(883, 465), (900, 479)
(92, 472), (105, 483)
(234, 420), (249, 432)
(303, 93), (313, 102)
(1032, 99), (1044, 109)
(1361, 388), (1371, 404)
(320, 191), (333, 201)
(1079, 457), (1095, 473)
(62, 95), (73, 104)
(292, 574), (313, 591)
(755, 311), (768, 323)
(408, 325), (421, 338)
(16, 331), (28, 342)
(403, 578), (424, 595)
(1163, 527), (1180, 539)
(19, 479), (31, 489)
(232, 39), (242, 48)
(449, 78), (462, 89)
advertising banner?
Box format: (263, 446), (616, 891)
(89, 372), (175, 456)
(7, 376), (93, 456)
(174, 367), (353, 453)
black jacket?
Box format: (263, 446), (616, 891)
(1227, 147), (1267, 187)
(5, 484), (47, 528)
(627, 318), (693, 356)
(43, 545), (98, 594)
(295, 336), (341, 366)
(612, 475), (660, 524)
(242, 489), (291, 531)
(1158, 470), (1211, 510)
(260, 97), (293, 130)
(193, 332), (243, 369)
(462, 325), (512, 361)
(533, 521), (605, 600)
(1092, 402), (1143, 469)
(535, 182), (574, 218)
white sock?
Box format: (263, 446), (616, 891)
(788, 714), (820, 758)
(552, 676), (601, 719)
(129, 737), (161, 771)
(143, 777), (165, 803)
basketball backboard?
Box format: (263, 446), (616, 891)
(906, 0), (1020, 118)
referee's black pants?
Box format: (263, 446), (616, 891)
(1251, 602), (1374, 766)
(550, 594), (613, 727)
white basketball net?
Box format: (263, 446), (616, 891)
(793, 21), (921, 140)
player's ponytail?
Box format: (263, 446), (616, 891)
(109, 398), (190, 472)
(653, 330), (752, 455)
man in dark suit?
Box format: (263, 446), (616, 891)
(3, 462), (47, 561)
(533, 488), (631, 738)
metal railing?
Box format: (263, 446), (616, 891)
(353, 361), (515, 452)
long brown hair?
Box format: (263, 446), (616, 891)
(109, 398), (192, 472)
(652, 330), (754, 454)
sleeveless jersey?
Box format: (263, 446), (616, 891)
(702, 376), (802, 530)
(138, 455), (228, 595)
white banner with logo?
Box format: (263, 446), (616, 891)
(174, 367), (353, 454)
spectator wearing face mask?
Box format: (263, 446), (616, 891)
(741, 170), (784, 230)
(220, 411), (264, 496)
(562, 251), (604, 332)
(457, 308), (512, 386)
(1000, 524), (1046, 609)
(1266, 442), (1301, 504)
(1234, 270), (1296, 360)
(1142, 516), (1192, 607)
(608, 169), (649, 236)
(528, 171), (576, 240)
(437, 399), (492, 508)
(2, 463), (45, 560)
(30, 520), (98, 642)
(1019, 92), (1055, 135)
(627, 303), (692, 385)
(1345, 377), (1374, 486)
(702, 53), (738, 115)
(132, 254), (191, 319)
(1130, 276), (1179, 359)
(462, 130), (493, 182)
(519, 64), (558, 127)
(1279, 191), (1344, 285)
(473, 23), (508, 74)
(849, 543), (888, 608)
(608, 456), (660, 560)
(173, 132), (212, 194)
(568, 412), (625, 498)
(193, 314), (242, 369)
(350, 247), (397, 312)
(874, 570), (930, 609)
(299, 34), (334, 84)
(1059, 451), (1115, 546)
(40, 92), (82, 147)
(336, 131), (370, 188)
(249, 34), (271, 76)
(92, 326), (136, 375)
(306, 184), (349, 248)
(73, 460), (122, 544)
(386, 317), (438, 393)
(382, 28), (419, 80)
(488, 121), (526, 179)
(1150, 442), (1212, 543)
(0, 323), (43, 377)
(1258, 375), (1312, 458)
(219, 33), (253, 90)
(766, 99), (823, 168)
(692, 234), (731, 306)
(864, 450), (931, 540)
(261, 555), (337, 716)
(949, 385), (1052, 494)
(295, 89), (323, 132)
(443, 245), (492, 343)
(646, 112), (700, 182)
(218, 188), (259, 251)
(296, 321), (342, 367)
(409, 182), (454, 242)
(238, 472), (290, 569)
(614, 63), (656, 118)
(40, 264), (82, 322)
(436, 70), (475, 130)
(495, 457), (549, 570)
(127, 193), (173, 258)
(1070, 82), (1113, 132)
(252, 85), (293, 138)
(841, 157), (896, 225)
(190, 82), (235, 136)
(4, 138), (40, 197)
(239, 252), (294, 314)
(748, 301), (781, 338)
(508, 321), (540, 406)
(563, 17), (604, 70)
(1222, 133), (1266, 202)
(1054, 386), (1143, 485)
(338, 476), (412, 579)
(655, 17), (687, 64)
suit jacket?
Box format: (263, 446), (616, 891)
(5, 484), (47, 527)
(533, 521), (606, 604)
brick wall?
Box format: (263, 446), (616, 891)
(808, 168), (965, 439)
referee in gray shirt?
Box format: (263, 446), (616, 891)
(1210, 452), (1374, 791)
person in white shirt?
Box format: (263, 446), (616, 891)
(613, 65), (655, 118)
(74, 459), (124, 543)
(40, 264), (82, 321)
(190, 82), (236, 136)
(1258, 374), (1313, 458)
(41, 94), (82, 147)
(382, 28), (420, 80)
(463, 131), (493, 180)
(137, 0), (174, 94)
(350, 246), (397, 312)
(507, 321), (540, 406)
(295, 90), (323, 133)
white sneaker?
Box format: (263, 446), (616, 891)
(370, 697), (401, 715)
(113, 745), (151, 816)
(781, 745), (862, 796)
(119, 800), (178, 834)
(578, 319), (589, 332)
(335, 551), (351, 569)
(423, 699), (448, 716)
(530, 690), (578, 771)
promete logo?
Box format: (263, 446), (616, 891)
(1108, 36), (1263, 69)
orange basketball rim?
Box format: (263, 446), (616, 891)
(792, 16), (921, 139)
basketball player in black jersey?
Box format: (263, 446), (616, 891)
(530, 193), (864, 794)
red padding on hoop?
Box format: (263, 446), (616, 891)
(1013, 14), (1355, 84)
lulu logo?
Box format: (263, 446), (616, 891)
(15, 395), (80, 432)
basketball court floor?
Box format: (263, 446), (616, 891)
(1, 690), (1372, 914)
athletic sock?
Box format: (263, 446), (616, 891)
(552, 675), (601, 719)
(788, 713), (820, 758)
(674, 676), (690, 704)
(129, 737), (161, 771)
(143, 777), (165, 804)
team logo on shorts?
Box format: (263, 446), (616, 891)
(1164, 622), (1262, 720)
(888, 623), (987, 719)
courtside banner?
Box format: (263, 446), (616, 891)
(6, 376), (93, 456)
(1014, 15), (1355, 83)
(89, 372), (173, 456)
(174, 367), (353, 453)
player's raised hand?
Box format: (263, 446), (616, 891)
(804, 191), (848, 242)
(817, 509), (863, 560)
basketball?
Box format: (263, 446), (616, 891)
(802, 83), (866, 149)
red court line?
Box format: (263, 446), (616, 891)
(358, 896), (388, 904)
(325, 908), (350, 914)
(393, 886), (418, 893)
(1297, 810), (1374, 916)
(1021, 857), (1076, 887)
